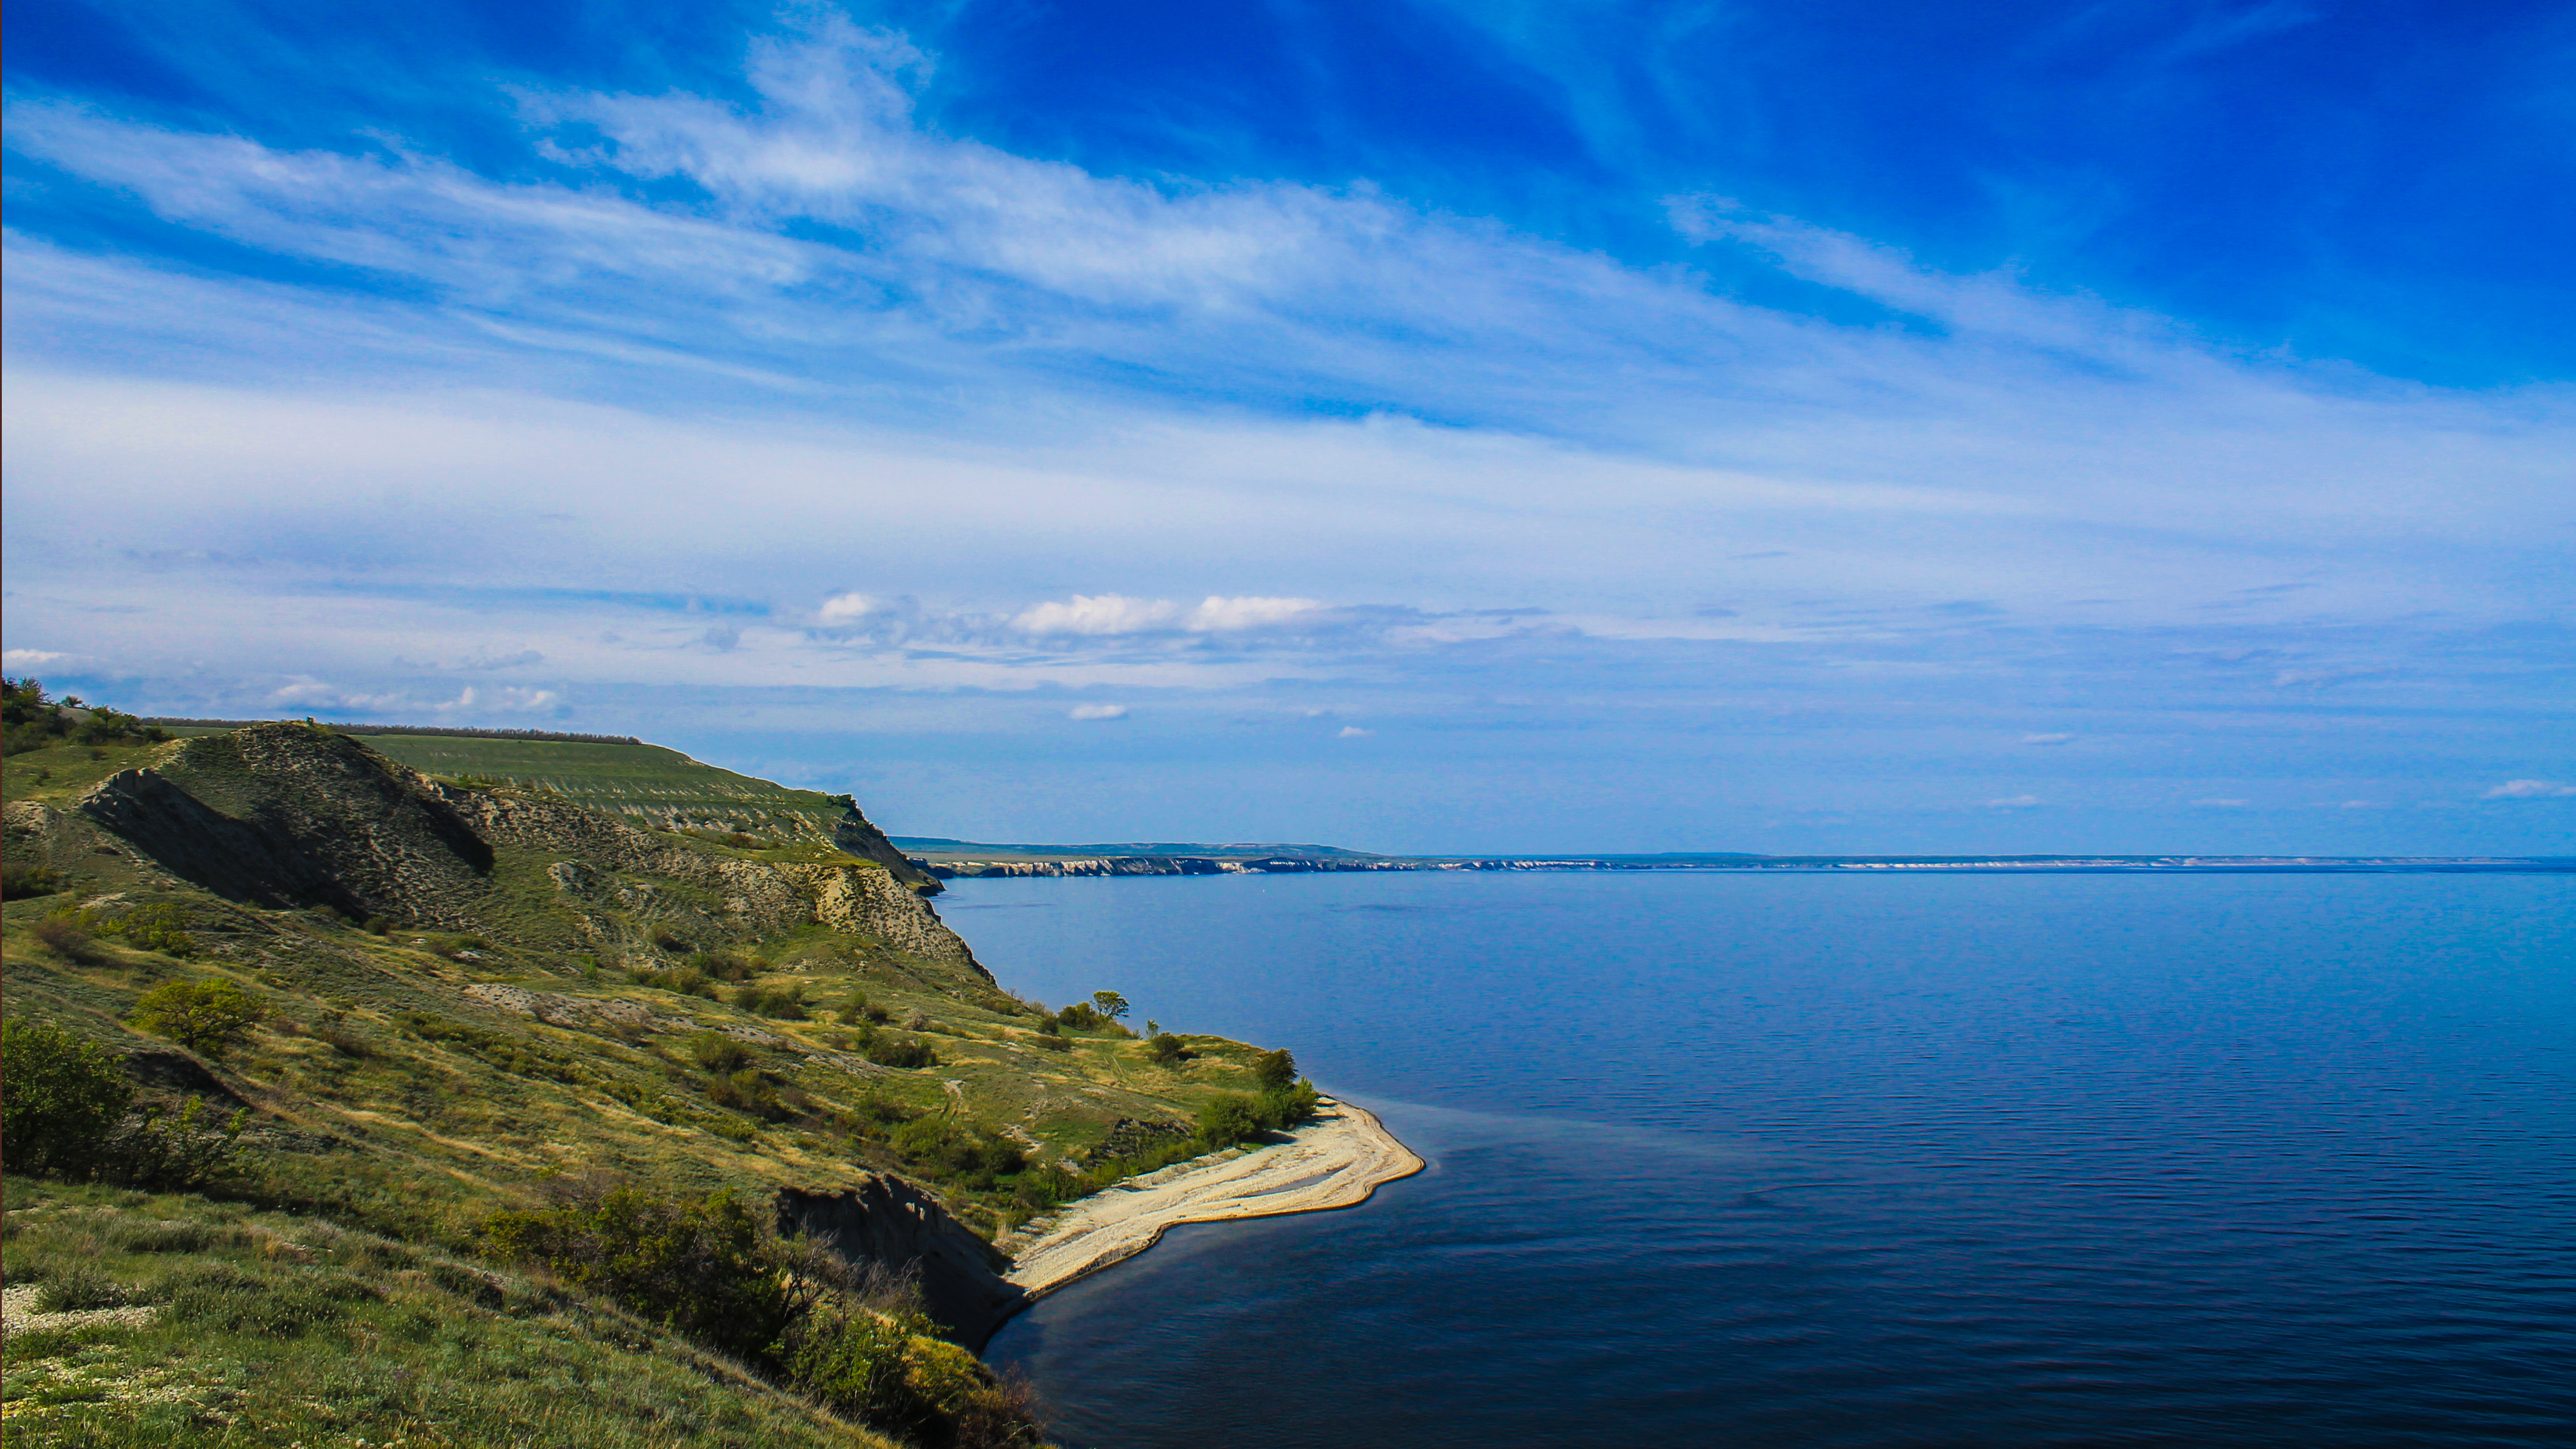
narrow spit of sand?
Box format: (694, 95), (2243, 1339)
(1002, 1096), (1424, 1301)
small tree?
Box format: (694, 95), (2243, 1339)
(1, 1019), (136, 1175)
(128, 977), (261, 1058)
(1253, 1048), (1297, 1090)
(1148, 1033), (1187, 1065)
(1090, 990), (1130, 1023)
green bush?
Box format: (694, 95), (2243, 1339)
(864, 1035), (937, 1069)
(1, 1019), (136, 1175)
(688, 1031), (753, 1075)
(707, 1067), (787, 1119)
(128, 976), (261, 1057)
(1197, 1093), (1265, 1148)
(110, 1095), (250, 1191)
(1254, 1047), (1298, 1090)
(1148, 1033), (1189, 1065)
(30, 914), (106, 963)
(481, 1186), (797, 1363)
(1032, 1033), (1073, 1053)
(3, 862), (67, 899)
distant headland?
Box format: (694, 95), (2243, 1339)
(893, 837), (2575, 879)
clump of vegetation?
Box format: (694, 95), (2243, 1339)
(1194, 1053), (1322, 1148)
(631, 965), (717, 998)
(3, 676), (169, 755)
(4, 861), (69, 899)
(39, 901), (200, 958)
(1147, 1032), (1190, 1065)
(482, 1184), (1044, 1445)
(128, 976), (261, 1058)
(30, 913), (107, 963)
(733, 981), (809, 1019)
(1, 1019), (136, 1175)
(864, 1035), (938, 1069)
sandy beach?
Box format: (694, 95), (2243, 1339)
(1002, 1096), (1424, 1300)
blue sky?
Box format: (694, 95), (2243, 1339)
(5, 0), (2571, 854)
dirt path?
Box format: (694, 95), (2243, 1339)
(1002, 1097), (1423, 1301)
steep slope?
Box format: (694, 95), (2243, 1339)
(4, 722), (1309, 1355)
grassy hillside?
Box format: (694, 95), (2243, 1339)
(4, 1178), (901, 1448)
(338, 734), (852, 846)
(3, 711), (1322, 1444)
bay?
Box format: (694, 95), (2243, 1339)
(957, 870), (2575, 1447)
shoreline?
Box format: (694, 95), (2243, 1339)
(998, 1096), (1425, 1306)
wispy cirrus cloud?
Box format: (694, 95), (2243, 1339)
(2482, 779), (2576, 800)
(4, 7), (2571, 853)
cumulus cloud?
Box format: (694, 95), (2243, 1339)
(1337, 725), (1372, 738)
(816, 592), (876, 624)
(3, 649), (68, 668)
(1986, 794), (2045, 808)
(2020, 732), (2076, 745)
(1188, 596), (1320, 630)
(2482, 779), (2576, 799)
(1068, 703), (1128, 720)
(1013, 595), (1182, 635)
(1011, 594), (1321, 636)
(435, 685), (562, 714)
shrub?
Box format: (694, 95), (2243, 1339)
(109, 1095), (250, 1191)
(837, 990), (871, 1025)
(362, 915), (392, 935)
(313, 1018), (372, 1057)
(707, 1068), (786, 1119)
(106, 903), (197, 956)
(689, 1031), (753, 1075)
(1254, 1048), (1298, 1090)
(128, 976), (260, 1057)
(1197, 1093), (1265, 1148)
(1054, 1002), (1104, 1031)
(649, 925), (690, 952)
(481, 1186), (799, 1362)
(865, 1035), (937, 1069)
(3, 862), (67, 899)
(29, 914), (105, 964)
(1032, 1033), (1072, 1054)
(1, 1019), (136, 1175)
(1148, 1033), (1189, 1065)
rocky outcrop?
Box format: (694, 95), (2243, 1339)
(55, 724), (991, 977)
(829, 799), (943, 895)
(777, 1180), (1026, 1352)
(76, 727), (493, 925)
(774, 862), (988, 979)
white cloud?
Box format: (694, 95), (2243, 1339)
(2019, 732), (2076, 745)
(1068, 703), (1128, 720)
(2191, 798), (2250, 808)
(1013, 595), (1182, 635)
(1187, 596), (1319, 631)
(1338, 725), (1372, 738)
(816, 592), (876, 624)
(1985, 794), (2044, 808)
(2339, 799), (2380, 810)
(2482, 778), (2576, 800)
(3, 649), (68, 668)
(433, 685), (562, 714)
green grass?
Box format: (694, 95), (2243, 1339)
(348, 736), (852, 844)
(0, 1177), (900, 1448)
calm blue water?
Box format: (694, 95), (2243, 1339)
(956, 871), (2576, 1448)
